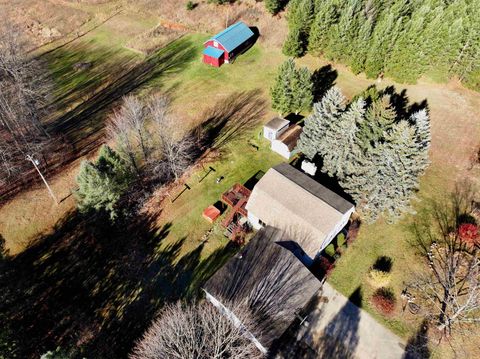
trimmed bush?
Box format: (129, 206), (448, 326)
(371, 287), (396, 315)
(367, 268), (392, 288)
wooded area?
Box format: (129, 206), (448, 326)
(284, 0), (480, 90)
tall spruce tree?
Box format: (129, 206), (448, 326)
(296, 86), (346, 159)
(385, 5), (430, 83)
(271, 59), (296, 115)
(76, 145), (133, 220)
(342, 121), (427, 222)
(307, 0), (339, 54)
(264, 0), (287, 15)
(321, 98), (366, 179)
(290, 66), (314, 114)
(357, 95), (397, 149)
(282, 26), (305, 57)
(270, 59), (313, 115)
(283, 0), (314, 57)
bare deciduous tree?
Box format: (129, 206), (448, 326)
(148, 94), (198, 181)
(409, 183), (480, 336)
(130, 300), (263, 359)
(106, 95), (152, 174)
(0, 20), (53, 189)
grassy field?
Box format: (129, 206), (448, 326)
(1, 0), (480, 356)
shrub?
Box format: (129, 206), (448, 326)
(186, 1), (196, 10)
(367, 268), (392, 288)
(371, 287), (396, 315)
(458, 223), (479, 246)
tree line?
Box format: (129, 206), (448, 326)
(283, 0), (480, 90)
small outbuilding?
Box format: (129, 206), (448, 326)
(203, 21), (255, 67)
(263, 117), (290, 141)
(271, 124), (302, 159)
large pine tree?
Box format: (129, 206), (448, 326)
(321, 98), (366, 179)
(296, 86), (346, 160)
(76, 145), (133, 220)
(270, 59), (313, 115)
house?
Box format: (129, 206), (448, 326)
(203, 226), (323, 353)
(271, 124), (302, 159)
(203, 21), (255, 67)
(245, 163), (355, 257)
(263, 117), (290, 141)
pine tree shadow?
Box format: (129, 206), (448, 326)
(312, 65), (338, 103)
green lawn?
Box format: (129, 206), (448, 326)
(155, 129), (284, 260)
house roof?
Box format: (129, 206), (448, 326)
(203, 46), (224, 58)
(204, 226), (322, 349)
(208, 21), (255, 52)
(245, 164), (354, 254)
(275, 124), (302, 151)
(264, 117), (290, 131)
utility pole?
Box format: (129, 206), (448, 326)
(26, 154), (58, 204)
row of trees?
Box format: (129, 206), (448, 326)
(297, 86), (431, 222)
(283, 0), (480, 89)
(76, 95), (198, 220)
(0, 25), (54, 189)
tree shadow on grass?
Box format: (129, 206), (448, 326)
(1, 37), (197, 202)
(403, 319), (430, 359)
(195, 90), (267, 155)
(312, 64), (338, 103)
(0, 208), (240, 358)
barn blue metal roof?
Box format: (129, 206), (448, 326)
(208, 21), (254, 52)
(203, 46), (224, 58)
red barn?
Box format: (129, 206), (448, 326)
(203, 21), (255, 67)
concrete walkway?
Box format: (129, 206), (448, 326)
(295, 283), (406, 359)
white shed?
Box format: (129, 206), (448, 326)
(263, 117), (290, 141)
(271, 124), (302, 159)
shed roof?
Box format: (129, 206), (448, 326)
(245, 164), (354, 254)
(264, 117), (290, 131)
(203, 46), (224, 58)
(276, 124), (302, 151)
(208, 21), (255, 52)
(204, 226), (322, 349)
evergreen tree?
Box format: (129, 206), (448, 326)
(321, 98), (366, 179)
(282, 26), (305, 57)
(290, 66), (313, 114)
(296, 86), (346, 159)
(364, 0), (409, 78)
(264, 0), (288, 15)
(326, 0), (363, 61)
(76, 145), (133, 220)
(342, 121), (426, 222)
(284, 0), (314, 57)
(308, 0), (339, 54)
(270, 59), (296, 115)
(357, 95), (397, 149)
(271, 59), (313, 115)
(350, 14), (374, 74)
(385, 5), (430, 83)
